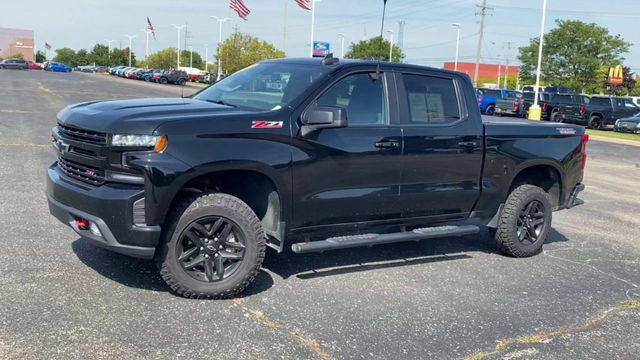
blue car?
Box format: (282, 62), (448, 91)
(46, 62), (72, 72)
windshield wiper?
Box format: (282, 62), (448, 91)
(203, 99), (237, 108)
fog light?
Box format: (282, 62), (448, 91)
(89, 222), (102, 237)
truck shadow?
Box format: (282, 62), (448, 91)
(71, 228), (569, 296)
(263, 228), (570, 280)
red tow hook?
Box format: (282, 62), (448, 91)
(75, 218), (89, 230)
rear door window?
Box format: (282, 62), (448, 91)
(401, 74), (460, 125)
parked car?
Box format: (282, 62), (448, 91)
(628, 96), (640, 107)
(520, 92), (551, 119)
(178, 66), (203, 82)
(543, 86), (575, 94)
(28, 61), (43, 70)
(76, 65), (97, 73)
(46, 62), (72, 72)
(614, 113), (640, 134)
(110, 66), (126, 75)
(140, 69), (161, 82)
(561, 96), (640, 129)
(0, 58), (28, 70)
(125, 68), (140, 79)
(476, 88), (498, 115)
(159, 70), (188, 85)
(196, 72), (217, 84)
(549, 94), (590, 123)
(48, 57), (588, 299)
(117, 67), (133, 77)
(494, 89), (522, 117)
(522, 85), (544, 93)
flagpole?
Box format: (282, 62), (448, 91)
(282, 0), (288, 54)
(309, 0), (317, 57)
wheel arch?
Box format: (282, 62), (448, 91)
(510, 161), (563, 208)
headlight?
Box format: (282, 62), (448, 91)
(615, 120), (620, 126)
(111, 134), (167, 152)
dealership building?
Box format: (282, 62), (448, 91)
(443, 61), (519, 87)
(0, 28), (35, 62)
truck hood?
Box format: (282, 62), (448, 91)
(57, 98), (248, 134)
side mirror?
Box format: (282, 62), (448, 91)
(300, 104), (347, 137)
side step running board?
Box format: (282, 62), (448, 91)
(291, 225), (480, 254)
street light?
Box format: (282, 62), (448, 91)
(529, 0), (548, 121)
(106, 40), (115, 64)
(490, 41), (502, 86)
(188, 46), (193, 68)
(124, 35), (136, 67)
(309, 0), (321, 57)
(452, 23), (461, 71)
(385, 29), (393, 62)
(171, 24), (186, 69)
(211, 16), (230, 79)
(337, 33), (345, 58)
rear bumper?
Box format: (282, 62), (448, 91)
(46, 164), (161, 259)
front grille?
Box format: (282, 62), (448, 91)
(57, 123), (107, 144)
(57, 157), (105, 186)
(618, 121), (637, 129)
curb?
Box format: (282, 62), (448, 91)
(588, 135), (640, 148)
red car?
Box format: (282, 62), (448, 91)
(28, 61), (43, 70)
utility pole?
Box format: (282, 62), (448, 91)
(473, 0), (493, 86)
(205, 46), (209, 72)
(397, 20), (406, 53)
(171, 24), (186, 69)
(124, 35), (136, 67)
(503, 41), (514, 88)
(106, 40), (115, 64)
(189, 46), (193, 68)
(338, 33), (345, 58)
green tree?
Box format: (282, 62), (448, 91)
(217, 32), (285, 74)
(76, 49), (90, 65)
(146, 48), (180, 69)
(518, 20), (630, 92)
(180, 49), (204, 69)
(53, 48), (78, 66)
(344, 36), (404, 62)
(35, 50), (46, 63)
(89, 44), (110, 66)
(110, 48), (135, 66)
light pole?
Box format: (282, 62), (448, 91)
(171, 24), (186, 69)
(140, 29), (151, 62)
(309, 0), (321, 57)
(385, 29), (393, 62)
(106, 40), (115, 64)
(124, 35), (136, 67)
(205, 46), (209, 72)
(529, 0), (548, 121)
(188, 46), (193, 68)
(337, 33), (345, 58)
(452, 23), (461, 71)
(211, 16), (230, 79)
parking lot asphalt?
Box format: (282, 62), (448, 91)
(0, 70), (639, 360)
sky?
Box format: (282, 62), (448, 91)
(2, 0), (639, 71)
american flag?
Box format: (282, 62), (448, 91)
(45, 42), (51, 50)
(230, 0), (250, 20)
(294, 0), (311, 11)
(147, 17), (156, 40)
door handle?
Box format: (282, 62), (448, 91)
(458, 141), (479, 149)
(375, 140), (399, 149)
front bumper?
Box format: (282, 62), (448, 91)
(46, 164), (161, 259)
(614, 124), (640, 133)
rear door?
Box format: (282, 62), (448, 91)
(495, 90), (517, 113)
(292, 70), (404, 229)
(622, 98), (640, 118)
(396, 71), (483, 221)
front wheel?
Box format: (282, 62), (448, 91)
(486, 105), (495, 116)
(178, 79), (186, 86)
(158, 193), (266, 299)
(494, 184), (551, 257)
(550, 111), (561, 122)
(160, 78), (168, 84)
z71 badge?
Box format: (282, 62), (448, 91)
(251, 121), (284, 129)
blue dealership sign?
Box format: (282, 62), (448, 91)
(313, 41), (330, 57)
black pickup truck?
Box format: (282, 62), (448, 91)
(561, 95), (640, 129)
(47, 57), (588, 298)
(547, 94), (590, 123)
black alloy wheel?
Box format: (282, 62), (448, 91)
(177, 216), (246, 283)
(516, 200), (546, 245)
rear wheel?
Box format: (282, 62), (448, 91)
(588, 115), (603, 129)
(157, 193), (266, 299)
(550, 111), (561, 122)
(486, 105), (495, 116)
(178, 79), (186, 86)
(494, 184), (551, 257)
(160, 78), (168, 84)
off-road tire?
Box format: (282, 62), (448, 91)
(588, 115), (603, 129)
(550, 111), (560, 123)
(486, 105), (495, 116)
(494, 184), (551, 257)
(160, 78), (168, 84)
(178, 79), (186, 86)
(157, 193), (266, 299)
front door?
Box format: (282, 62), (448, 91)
(396, 72), (483, 221)
(291, 71), (403, 229)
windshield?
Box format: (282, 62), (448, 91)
(193, 62), (328, 111)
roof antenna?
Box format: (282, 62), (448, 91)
(372, 0), (388, 81)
